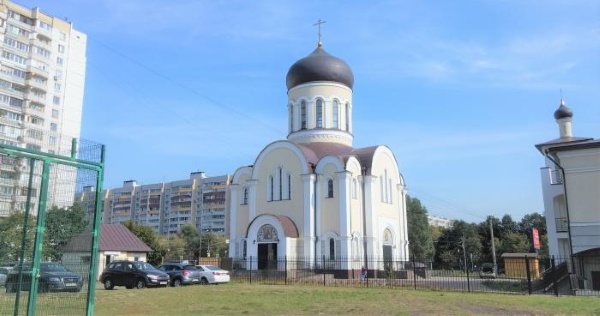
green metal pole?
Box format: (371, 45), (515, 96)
(86, 145), (105, 316)
(26, 160), (51, 316)
(71, 138), (78, 159)
(13, 158), (36, 316)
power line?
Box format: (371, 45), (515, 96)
(88, 37), (285, 135)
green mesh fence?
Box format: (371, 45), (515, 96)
(0, 137), (104, 316)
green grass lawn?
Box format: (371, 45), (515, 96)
(92, 282), (600, 316)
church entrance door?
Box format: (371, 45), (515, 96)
(383, 245), (393, 274)
(258, 243), (277, 270)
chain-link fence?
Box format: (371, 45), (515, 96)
(0, 137), (104, 316)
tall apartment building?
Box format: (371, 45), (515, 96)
(102, 172), (231, 237)
(0, 1), (86, 216)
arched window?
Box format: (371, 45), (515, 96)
(332, 100), (339, 128)
(316, 99), (323, 128)
(380, 176), (385, 202)
(278, 167), (283, 200)
(242, 187), (248, 205)
(268, 175), (274, 201)
(327, 179), (334, 198)
(289, 104), (293, 132)
(300, 101), (307, 129)
(389, 178), (393, 203)
(345, 102), (350, 131)
(329, 238), (335, 259)
(352, 178), (357, 199)
(286, 173), (291, 200)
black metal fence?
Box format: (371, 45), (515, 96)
(218, 254), (600, 296)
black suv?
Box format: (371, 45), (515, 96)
(157, 263), (201, 287)
(5, 262), (82, 293)
(100, 261), (169, 290)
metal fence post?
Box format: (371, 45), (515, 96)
(322, 255), (326, 287)
(249, 256), (252, 284)
(26, 161), (51, 316)
(525, 256), (532, 295)
(551, 256), (558, 297)
(284, 256), (288, 285)
(412, 255), (417, 290)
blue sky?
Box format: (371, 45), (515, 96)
(21, 0), (600, 222)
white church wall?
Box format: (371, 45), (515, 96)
(253, 145), (306, 237)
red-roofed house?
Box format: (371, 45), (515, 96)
(63, 224), (152, 278)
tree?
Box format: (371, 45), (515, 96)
(434, 220), (482, 269)
(406, 195), (434, 260)
(179, 224), (201, 259)
(123, 221), (165, 265)
(159, 235), (186, 261)
(497, 233), (530, 254)
(44, 203), (88, 261)
(200, 232), (228, 258)
(519, 212), (546, 235)
(0, 212), (35, 263)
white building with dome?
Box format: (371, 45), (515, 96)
(228, 42), (409, 276)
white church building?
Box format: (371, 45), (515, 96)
(228, 41), (409, 276)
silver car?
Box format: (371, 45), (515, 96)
(0, 267), (11, 287)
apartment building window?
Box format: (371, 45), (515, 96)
(5, 111), (23, 122)
(2, 51), (27, 65)
(54, 82), (61, 91)
(3, 37), (30, 53)
(26, 129), (43, 140)
(52, 109), (59, 118)
(50, 123), (58, 131)
(31, 60), (49, 72)
(0, 94), (9, 104)
(34, 46), (51, 58)
(58, 44), (65, 53)
(56, 57), (64, 65)
(8, 11), (34, 25)
(0, 124), (21, 137)
(48, 135), (56, 145)
(31, 89), (46, 99)
(6, 24), (30, 37)
(59, 32), (67, 41)
(38, 21), (52, 31)
(53, 96), (60, 105)
(29, 102), (44, 112)
(9, 97), (23, 108)
(0, 65), (25, 79)
(28, 116), (44, 125)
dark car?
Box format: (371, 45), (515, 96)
(5, 262), (82, 293)
(479, 263), (497, 279)
(158, 263), (201, 287)
(100, 261), (169, 290)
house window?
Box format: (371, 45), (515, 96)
(300, 101), (307, 129)
(316, 99), (323, 128)
(327, 179), (334, 198)
(332, 100), (339, 128)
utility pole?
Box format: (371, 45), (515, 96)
(490, 218), (497, 273)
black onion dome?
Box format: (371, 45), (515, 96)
(286, 45), (354, 90)
(554, 99), (573, 120)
